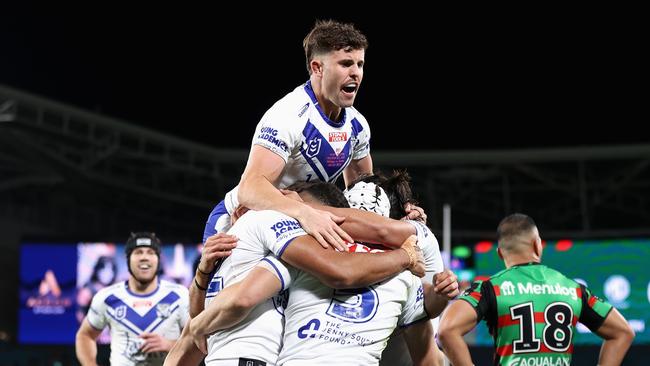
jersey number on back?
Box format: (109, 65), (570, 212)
(510, 301), (573, 353)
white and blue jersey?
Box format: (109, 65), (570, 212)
(379, 221), (445, 366)
(203, 81), (371, 241)
(407, 219), (444, 279)
(86, 279), (189, 366)
(274, 243), (428, 366)
(204, 210), (305, 366)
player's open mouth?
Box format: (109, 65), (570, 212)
(139, 264), (151, 270)
(342, 83), (358, 94)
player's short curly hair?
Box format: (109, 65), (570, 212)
(303, 19), (368, 74)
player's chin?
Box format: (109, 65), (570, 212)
(134, 271), (157, 284)
(338, 96), (356, 108)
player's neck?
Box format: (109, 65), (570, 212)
(128, 276), (158, 294)
(310, 77), (343, 122)
(504, 254), (540, 269)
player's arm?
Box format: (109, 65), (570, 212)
(280, 234), (424, 289)
(578, 284), (635, 365)
(595, 307), (635, 365)
(308, 202), (415, 248)
(422, 270), (460, 318)
(190, 266), (282, 353)
(437, 300), (477, 366)
(163, 322), (205, 366)
(75, 318), (103, 366)
(403, 321), (442, 366)
(189, 233), (238, 318)
(343, 154), (373, 186)
(238, 145), (351, 250)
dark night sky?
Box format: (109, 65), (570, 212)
(1, 7), (646, 150)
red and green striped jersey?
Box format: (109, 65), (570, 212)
(459, 262), (612, 365)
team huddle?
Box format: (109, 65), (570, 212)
(75, 20), (635, 366)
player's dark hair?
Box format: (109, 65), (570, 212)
(286, 181), (350, 208)
(347, 170), (417, 220)
(497, 213), (537, 243)
(303, 19), (368, 74)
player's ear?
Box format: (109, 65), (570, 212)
(533, 236), (543, 258)
(497, 247), (504, 260)
(310, 59), (323, 76)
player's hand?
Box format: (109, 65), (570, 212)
(199, 233), (238, 273)
(433, 270), (459, 300)
(402, 203), (427, 224)
(139, 332), (173, 353)
(297, 206), (352, 252)
(280, 189), (304, 202)
(400, 235), (426, 277)
(189, 318), (209, 354)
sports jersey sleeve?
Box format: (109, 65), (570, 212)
(86, 288), (109, 331)
(398, 275), (429, 327)
(406, 220), (443, 274)
(257, 255), (296, 292)
(578, 284), (613, 332)
(350, 113), (371, 160)
(458, 280), (495, 323)
(250, 210), (308, 257)
(251, 107), (302, 163)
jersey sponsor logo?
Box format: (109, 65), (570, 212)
(270, 219), (301, 238)
(256, 127), (289, 153)
(132, 300), (152, 308)
(501, 281), (516, 295)
(326, 287), (378, 323)
(507, 355), (570, 366)
(306, 137), (322, 158)
(501, 282), (578, 300)
(298, 318), (321, 339)
(328, 131), (348, 142)
(298, 102), (309, 117)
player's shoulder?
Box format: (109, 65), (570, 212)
(407, 220), (437, 240)
(262, 84), (312, 126)
(244, 209), (295, 222)
(93, 281), (126, 300)
(538, 264), (579, 285)
(347, 106), (370, 128)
